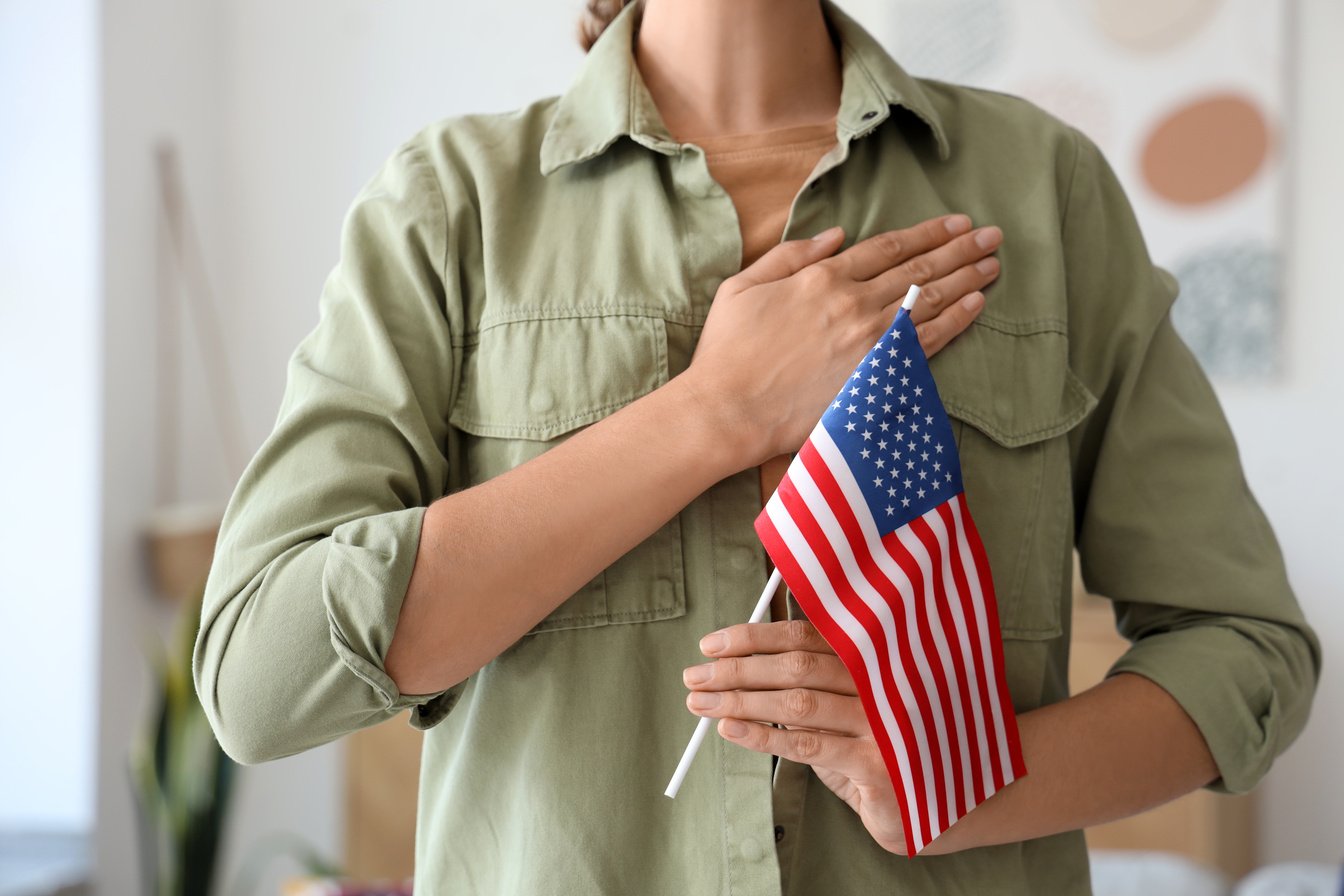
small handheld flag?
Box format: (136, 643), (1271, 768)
(754, 285), (1027, 854)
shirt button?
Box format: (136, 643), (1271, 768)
(528, 387), (555, 413)
(729, 546), (754, 570)
(653, 577), (676, 607)
(861, 109), (879, 120)
(740, 837), (764, 862)
(774, 825), (786, 843)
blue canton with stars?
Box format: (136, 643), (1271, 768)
(819, 309), (963, 536)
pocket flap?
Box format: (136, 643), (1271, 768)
(930, 317), (1097, 447)
(450, 313), (670, 441)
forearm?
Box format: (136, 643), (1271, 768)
(385, 372), (749, 694)
(919, 671), (1218, 855)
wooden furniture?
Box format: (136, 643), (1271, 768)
(343, 560), (1257, 880)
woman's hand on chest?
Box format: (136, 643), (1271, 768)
(680, 214), (1002, 468)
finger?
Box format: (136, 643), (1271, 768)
(718, 718), (874, 776)
(683, 650), (858, 696)
(687, 686), (869, 736)
(916, 292), (986, 358)
(831, 215), (971, 282)
(866, 226), (1001, 304)
(700, 619), (834, 658)
(900, 255), (999, 326)
(731, 226), (846, 289)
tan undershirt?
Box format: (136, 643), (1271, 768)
(690, 118), (839, 620)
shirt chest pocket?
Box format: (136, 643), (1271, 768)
(931, 320), (1097, 643)
(446, 311), (687, 635)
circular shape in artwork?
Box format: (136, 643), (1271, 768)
(1089, 0), (1224, 52)
(892, 0), (1009, 84)
(1170, 241), (1279, 380)
(1141, 93), (1271, 206)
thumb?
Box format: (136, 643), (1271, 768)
(732, 226), (845, 288)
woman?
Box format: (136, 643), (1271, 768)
(194, 0), (1320, 893)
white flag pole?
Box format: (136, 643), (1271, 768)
(664, 566), (782, 798)
(664, 284), (922, 799)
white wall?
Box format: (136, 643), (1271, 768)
(1225, 0), (1344, 865)
(0, 0), (100, 832)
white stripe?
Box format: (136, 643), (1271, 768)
(922, 504), (993, 806)
(808, 429), (968, 826)
(779, 456), (946, 822)
(764, 493), (930, 852)
(948, 494), (1017, 785)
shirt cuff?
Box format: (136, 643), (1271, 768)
(1104, 625), (1277, 795)
(322, 505), (457, 714)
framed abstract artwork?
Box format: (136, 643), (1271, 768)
(881, 0), (1293, 380)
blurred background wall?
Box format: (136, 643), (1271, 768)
(1, 0), (1340, 893)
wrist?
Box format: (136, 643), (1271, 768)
(662, 370), (762, 477)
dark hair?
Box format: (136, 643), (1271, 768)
(577, 0), (628, 52)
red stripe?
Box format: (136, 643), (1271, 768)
(754, 506), (921, 855)
(796, 443), (954, 838)
(772, 470), (934, 849)
(908, 514), (976, 819)
(957, 496), (1028, 781)
(937, 501), (994, 800)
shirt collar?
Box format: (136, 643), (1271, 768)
(538, 0), (951, 177)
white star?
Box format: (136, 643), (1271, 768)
(881, 403), (892, 413)
(903, 478), (913, 489)
(921, 451), (930, 462)
(903, 357), (913, 368)
(922, 433), (931, 443)
(879, 421), (890, 432)
(896, 413), (906, 424)
(849, 386), (860, 396)
(883, 384), (894, 395)
(919, 470), (928, 480)
(870, 356), (881, 368)
(911, 422), (920, 433)
(886, 505), (895, 515)
(873, 475), (884, 487)
(845, 421), (857, 432)
(913, 404), (922, 415)
(914, 386), (923, 397)
(878, 440), (888, 450)
(935, 443), (944, 454)
(832, 400), (842, 410)
(946, 472), (952, 482)
(906, 460), (915, 471)
(925, 414), (933, 425)
(887, 487), (898, 498)
(899, 394), (908, 405)
(933, 462), (941, 472)
(860, 448), (871, 459)
(886, 365), (898, 376)
(901, 497), (911, 508)
(917, 488), (926, 499)
(887, 346), (900, 358)
(932, 479), (941, 490)
(865, 394), (877, 405)
(846, 403), (858, 415)
(864, 411), (876, 423)
(876, 459), (886, 469)
(862, 430), (873, 441)
(900, 376), (909, 387)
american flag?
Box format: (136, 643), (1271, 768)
(753, 294), (1027, 856)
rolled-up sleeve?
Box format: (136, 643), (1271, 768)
(193, 135), (468, 765)
(1062, 127), (1322, 794)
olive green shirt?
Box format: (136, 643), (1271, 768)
(193, 0), (1322, 893)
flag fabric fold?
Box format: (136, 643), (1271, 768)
(753, 305), (1027, 856)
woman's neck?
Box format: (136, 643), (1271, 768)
(634, 0), (842, 140)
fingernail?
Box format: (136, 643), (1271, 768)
(962, 292), (985, 312)
(975, 226), (1002, 249)
(811, 225), (842, 241)
(700, 632), (727, 655)
(688, 691), (722, 710)
(683, 664), (712, 686)
(721, 719), (748, 738)
(975, 257), (998, 274)
(944, 214), (972, 235)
